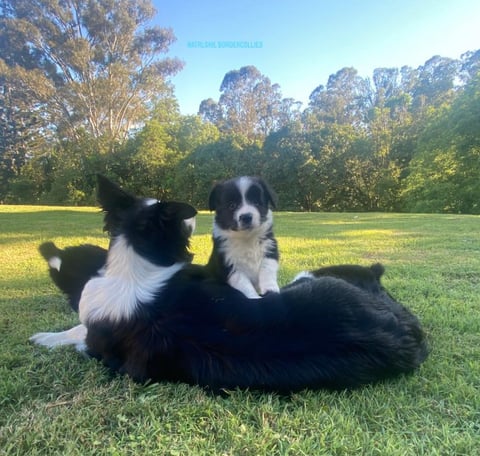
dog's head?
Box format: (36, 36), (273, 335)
(208, 176), (277, 232)
(97, 175), (197, 266)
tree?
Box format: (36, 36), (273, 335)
(0, 0), (182, 145)
(412, 56), (459, 110)
(401, 74), (480, 213)
(308, 67), (372, 127)
(0, 64), (47, 199)
(174, 135), (264, 208)
(199, 66), (300, 140)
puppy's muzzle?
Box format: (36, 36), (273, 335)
(238, 213), (253, 229)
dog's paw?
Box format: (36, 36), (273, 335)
(29, 324), (87, 352)
(259, 284), (280, 296)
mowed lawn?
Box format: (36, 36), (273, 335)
(1, 205), (479, 455)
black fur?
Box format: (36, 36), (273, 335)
(300, 263), (387, 294)
(39, 176), (429, 392)
(86, 265), (428, 392)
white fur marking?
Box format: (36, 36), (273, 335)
(48, 256), (62, 271)
(235, 177), (261, 228)
(228, 271), (261, 299)
(258, 257), (280, 295)
(79, 235), (184, 324)
(291, 271), (315, 283)
(30, 324), (87, 352)
(143, 198), (158, 206)
(184, 216), (196, 234)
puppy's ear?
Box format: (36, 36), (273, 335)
(258, 178), (278, 209)
(96, 175), (136, 213)
(208, 182), (221, 211)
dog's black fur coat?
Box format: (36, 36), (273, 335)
(37, 176), (429, 393)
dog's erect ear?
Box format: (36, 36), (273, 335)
(258, 178), (278, 209)
(208, 182), (221, 211)
(161, 201), (197, 221)
(96, 175), (136, 213)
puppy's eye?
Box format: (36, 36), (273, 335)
(228, 202), (236, 210)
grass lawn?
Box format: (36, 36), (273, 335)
(1, 205), (479, 455)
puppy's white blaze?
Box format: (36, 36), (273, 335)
(79, 235), (184, 324)
(235, 176), (261, 228)
(30, 324), (87, 352)
(291, 271), (314, 283)
(48, 256), (62, 271)
(258, 258), (280, 295)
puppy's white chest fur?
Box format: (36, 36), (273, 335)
(213, 218), (279, 299)
(218, 228), (269, 285)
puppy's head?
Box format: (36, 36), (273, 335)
(209, 176), (277, 232)
(97, 175), (197, 266)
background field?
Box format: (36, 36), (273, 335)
(1, 206), (479, 455)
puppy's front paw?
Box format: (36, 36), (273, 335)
(259, 284), (280, 296)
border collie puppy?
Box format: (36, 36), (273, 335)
(207, 176), (279, 299)
(291, 263), (387, 294)
(31, 176), (429, 393)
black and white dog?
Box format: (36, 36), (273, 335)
(31, 176), (429, 392)
(207, 176), (279, 299)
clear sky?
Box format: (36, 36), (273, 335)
(153, 0), (480, 114)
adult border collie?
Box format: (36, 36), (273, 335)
(206, 176), (279, 299)
(31, 176), (429, 393)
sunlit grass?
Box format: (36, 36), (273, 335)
(1, 206), (480, 455)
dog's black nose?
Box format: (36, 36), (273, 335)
(239, 213), (253, 226)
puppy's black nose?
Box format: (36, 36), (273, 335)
(239, 213), (253, 226)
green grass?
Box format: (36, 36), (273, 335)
(1, 206), (480, 455)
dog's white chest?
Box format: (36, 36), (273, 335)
(225, 235), (266, 282)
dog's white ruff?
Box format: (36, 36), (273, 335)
(30, 324), (87, 351)
(79, 235), (184, 324)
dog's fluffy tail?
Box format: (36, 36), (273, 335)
(39, 241), (61, 260)
(39, 242), (63, 271)
(39, 242), (108, 312)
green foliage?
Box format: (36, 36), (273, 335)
(1, 1), (479, 214)
(2, 207), (480, 455)
(199, 65), (299, 140)
(0, 0), (181, 143)
(402, 74), (480, 213)
(174, 135), (263, 207)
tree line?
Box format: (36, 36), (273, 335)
(1, 0), (479, 212)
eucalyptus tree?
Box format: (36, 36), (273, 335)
(307, 67), (372, 127)
(0, 0), (182, 144)
(199, 65), (299, 140)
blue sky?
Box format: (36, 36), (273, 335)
(153, 0), (480, 114)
